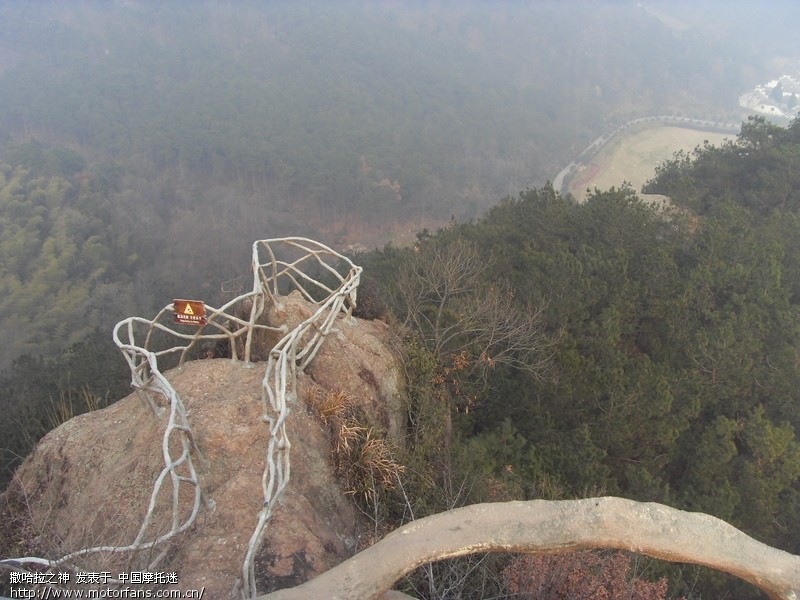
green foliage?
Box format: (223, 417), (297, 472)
(0, 5), (798, 595)
(0, 160), (139, 369)
(0, 329), (129, 491)
(646, 116), (800, 215)
(361, 118), (800, 597)
(393, 341), (453, 518)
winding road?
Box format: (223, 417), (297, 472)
(553, 115), (740, 195)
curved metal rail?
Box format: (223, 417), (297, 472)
(1, 237), (362, 598)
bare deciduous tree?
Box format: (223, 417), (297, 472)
(397, 239), (486, 358)
(397, 239), (556, 384)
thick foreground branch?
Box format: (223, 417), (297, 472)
(257, 497), (800, 600)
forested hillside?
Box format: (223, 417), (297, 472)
(0, 0), (761, 238)
(0, 0), (777, 486)
(0, 0), (776, 366)
(358, 116), (800, 599)
(1, 2), (800, 595)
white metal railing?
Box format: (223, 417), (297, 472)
(241, 238), (361, 597)
(1, 237), (362, 598)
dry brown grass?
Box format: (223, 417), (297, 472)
(46, 386), (108, 431)
(343, 428), (405, 504)
(308, 388), (405, 506)
(308, 388), (351, 426)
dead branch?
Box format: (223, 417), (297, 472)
(397, 239), (556, 382)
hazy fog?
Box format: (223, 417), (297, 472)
(0, 0), (797, 365)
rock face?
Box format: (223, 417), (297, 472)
(266, 292), (406, 445)
(2, 295), (406, 598)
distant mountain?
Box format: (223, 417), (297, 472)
(0, 1), (762, 232)
(0, 0), (782, 376)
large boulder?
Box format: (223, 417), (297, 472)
(266, 291), (406, 445)
(2, 298), (406, 598)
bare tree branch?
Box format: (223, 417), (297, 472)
(257, 497), (800, 600)
(398, 239), (486, 358)
(462, 286), (557, 381)
(397, 240), (556, 382)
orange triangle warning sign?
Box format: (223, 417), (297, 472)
(173, 299), (207, 326)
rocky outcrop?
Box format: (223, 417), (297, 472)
(266, 292), (406, 446)
(2, 295), (406, 598)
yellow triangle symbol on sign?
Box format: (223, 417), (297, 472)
(183, 303), (194, 315)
